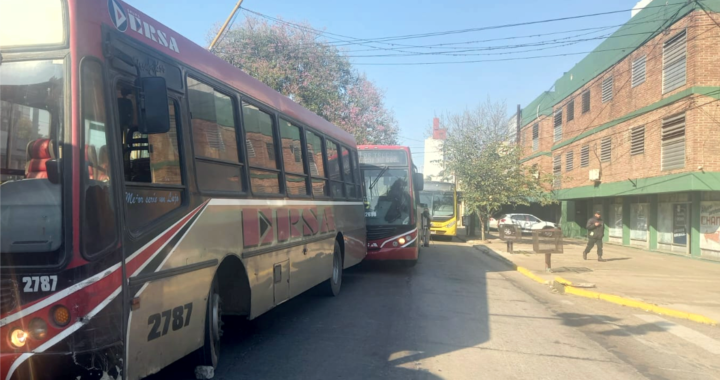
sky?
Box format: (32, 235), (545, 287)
(126, 0), (641, 172)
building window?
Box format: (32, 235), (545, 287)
(532, 123), (539, 151)
(663, 30), (686, 94)
(600, 136), (612, 163)
(566, 100), (574, 122)
(661, 113), (685, 170)
(553, 154), (561, 188)
(553, 110), (562, 142)
(630, 126), (645, 156)
(566, 151), (574, 172)
(632, 55), (646, 88)
(582, 90), (590, 114)
(580, 145), (589, 167)
(601, 76), (613, 103)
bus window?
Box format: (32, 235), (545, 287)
(340, 146), (355, 199)
(82, 60), (117, 257)
(305, 130), (327, 196)
(242, 102), (281, 194)
(326, 140), (343, 198)
(116, 82), (181, 185)
(280, 118), (309, 196)
(187, 77), (243, 193)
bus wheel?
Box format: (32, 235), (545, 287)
(200, 279), (223, 369)
(324, 240), (343, 296)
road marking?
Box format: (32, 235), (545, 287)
(634, 314), (720, 354)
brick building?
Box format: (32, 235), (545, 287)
(516, 0), (720, 259)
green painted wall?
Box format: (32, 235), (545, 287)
(691, 192), (701, 257)
(622, 198), (631, 246)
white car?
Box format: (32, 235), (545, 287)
(488, 213), (558, 233)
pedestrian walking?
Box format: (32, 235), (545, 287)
(583, 211), (605, 262)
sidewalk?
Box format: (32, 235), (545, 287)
(455, 227), (720, 323)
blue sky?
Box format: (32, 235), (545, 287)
(126, 0), (638, 170)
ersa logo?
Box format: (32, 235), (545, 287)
(108, 0), (180, 54)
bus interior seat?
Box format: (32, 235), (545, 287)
(25, 138), (54, 179)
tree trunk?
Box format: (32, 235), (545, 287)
(477, 208), (485, 241)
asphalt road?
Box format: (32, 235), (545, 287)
(149, 240), (720, 380)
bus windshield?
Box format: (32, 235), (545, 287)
(420, 191), (455, 220)
(0, 60), (64, 257)
(362, 168), (412, 226)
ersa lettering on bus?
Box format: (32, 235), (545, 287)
(126, 10), (180, 53)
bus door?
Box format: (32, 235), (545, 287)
(103, 28), (204, 379)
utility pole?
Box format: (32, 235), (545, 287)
(208, 0), (245, 51)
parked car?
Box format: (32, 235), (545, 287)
(488, 213), (558, 233)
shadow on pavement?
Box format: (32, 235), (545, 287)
(557, 312), (671, 337)
(148, 240), (497, 380)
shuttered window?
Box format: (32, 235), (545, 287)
(630, 126), (645, 156)
(553, 154), (561, 188)
(663, 30), (686, 94)
(582, 90), (590, 113)
(632, 56), (646, 88)
(600, 137), (612, 162)
(661, 114), (685, 170)
(532, 123), (539, 151)
(566, 151), (574, 171)
(580, 145), (589, 167)
(602, 77), (613, 103)
(567, 100), (574, 122)
(553, 110), (562, 142)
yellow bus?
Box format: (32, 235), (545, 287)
(419, 181), (458, 239)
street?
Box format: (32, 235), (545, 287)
(151, 240), (720, 380)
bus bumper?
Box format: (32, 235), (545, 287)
(2, 348), (123, 380)
(365, 246), (418, 261)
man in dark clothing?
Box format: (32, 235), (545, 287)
(583, 211), (605, 262)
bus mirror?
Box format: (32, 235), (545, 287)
(138, 77), (170, 134)
(413, 173), (424, 191)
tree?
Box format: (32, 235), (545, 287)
(439, 99), (555, 240)
(210, 16), (398, 145)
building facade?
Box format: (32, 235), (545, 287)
(517, 0), (720, 259)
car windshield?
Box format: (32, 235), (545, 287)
(0, 59), (64, 258)
(362, 167), (412, 225)
(419, 191), (455, 219)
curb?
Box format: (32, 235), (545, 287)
(473, 244), (719, 327)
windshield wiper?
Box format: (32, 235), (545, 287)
(369, 165), (389, 191)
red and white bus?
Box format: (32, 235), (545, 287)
(0, 0), (366, 379)
(358, 146), (424, 265)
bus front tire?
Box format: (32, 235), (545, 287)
(199, 279), (222, 369)
(323, 240), (343, 297)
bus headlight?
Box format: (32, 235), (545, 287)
(447, 221), (456, 228)
(29, 318), (48, 340)
(9, 328), (28, 348)
(398, 237), (406, 244)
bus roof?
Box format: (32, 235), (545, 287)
(92, 0), (356, 147)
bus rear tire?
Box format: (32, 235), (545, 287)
(199, 279), (222, 369)
(323, 240), (343, 297)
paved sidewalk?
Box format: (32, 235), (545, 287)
(455, 228), (720, 323)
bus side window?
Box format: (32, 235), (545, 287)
(279, 118), (309, 196)
(305, 131), (327, 196)
(242, 102), (281, 194)
(326, 140), (343, 198)
(187, 77), (244, 193)
(81, 60), (118, 258)
(340, 146), (355, 199)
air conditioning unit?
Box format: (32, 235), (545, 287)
(589, 169), (601, 181)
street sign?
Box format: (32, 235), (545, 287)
(532, 229), (564, 254)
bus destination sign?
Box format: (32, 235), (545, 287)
(359, 150), (408, 166)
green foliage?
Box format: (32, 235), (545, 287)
(439, 99), (555, 239)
